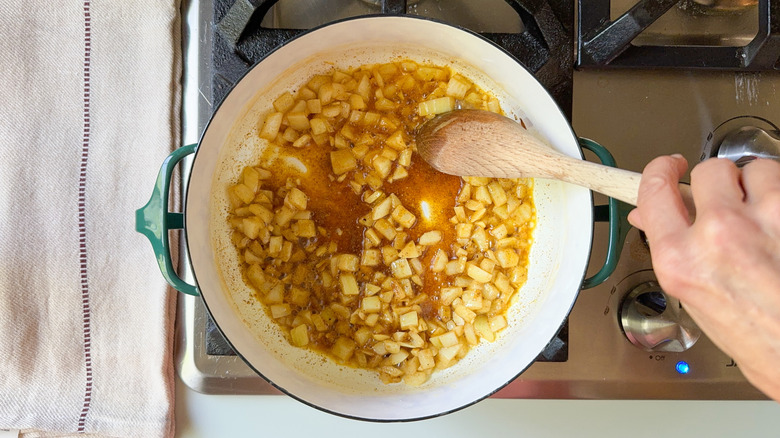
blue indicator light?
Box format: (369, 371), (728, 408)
(676, 361), (690, 375)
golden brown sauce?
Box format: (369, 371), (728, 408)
(386, 157), (462, 319)
(386, 158), (462, 242)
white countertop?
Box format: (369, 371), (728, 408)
(175, 378), (780, 437)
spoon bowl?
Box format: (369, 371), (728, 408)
(415, 109), (693, 211)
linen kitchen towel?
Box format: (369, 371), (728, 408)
(0, 1), (180, 437)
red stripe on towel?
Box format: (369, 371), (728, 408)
(77, 0), (93, 433)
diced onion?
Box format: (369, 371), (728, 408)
(225, 60), (535, 387)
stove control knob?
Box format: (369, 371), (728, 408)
(619, 281), (701, 352)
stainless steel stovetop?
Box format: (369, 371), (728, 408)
(176, 0), (778, 399)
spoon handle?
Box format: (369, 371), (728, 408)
(551, 154), (696, 216)
(552, 157), (642, 204)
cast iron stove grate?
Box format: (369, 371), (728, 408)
(577, 0), (780, 69)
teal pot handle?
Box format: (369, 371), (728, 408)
(578, 138), (632, 289)
(135, 144), (199, 296)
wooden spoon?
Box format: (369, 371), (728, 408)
(416, 109), (694, 211)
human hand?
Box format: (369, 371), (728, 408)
(628, 155), (780, 402)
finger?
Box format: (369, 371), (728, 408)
(690, 158), (745, 210)
(627, 208), (643, 230)
(742, 159), (780, 238)
(635, 155), (691, 242)
(741, 158), (780, 204)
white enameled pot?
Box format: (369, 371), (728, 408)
(139, 16), (600, 421)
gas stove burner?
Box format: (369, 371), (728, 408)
(701, 116), (780, 165)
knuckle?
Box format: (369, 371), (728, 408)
(644, 156), (683, 178)
(637, 156), (689, 207)
(650, 246), (692, 294)
(693, 157), (736, 177)
(744, 157), (780, 175)
(755, 191), (780, 236)
(690, 158), (737, 187)
(639, 173), (667, 196)
(638, 173), (677, 203)
(756, 191), (780, 218)
(649, 239), (686, 274)
(697, 209), (744, 246)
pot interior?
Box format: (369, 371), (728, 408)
(186, 16), (593, 420)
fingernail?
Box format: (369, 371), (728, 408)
(671, 153), (684, 159)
